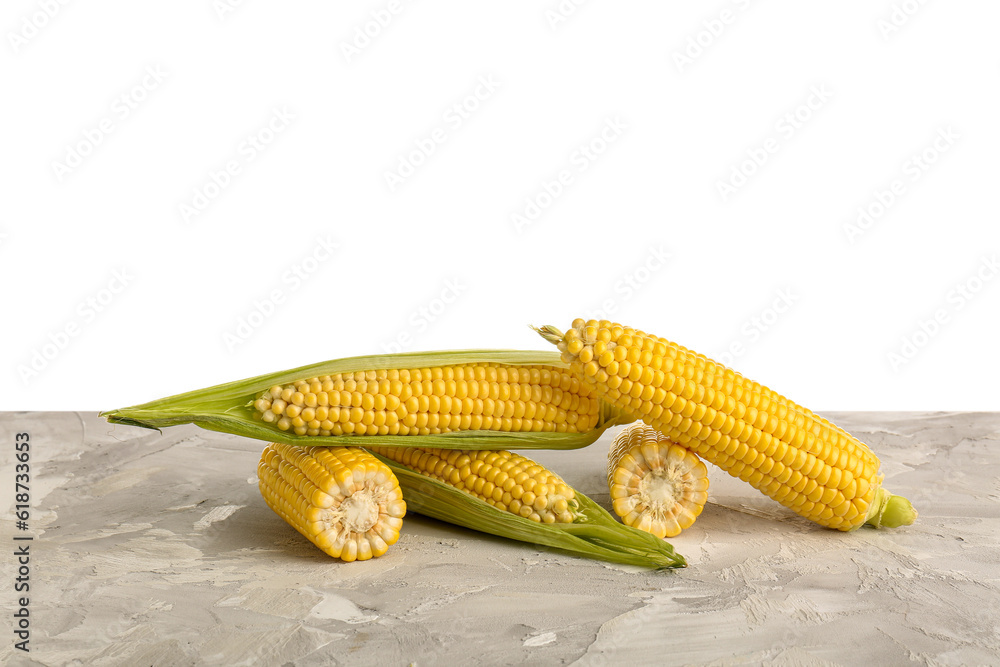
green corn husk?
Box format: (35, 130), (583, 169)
(102, 349), (630, 450)
(371, 451), (686, 569)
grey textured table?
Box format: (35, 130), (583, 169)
(1, 412), (998, 666)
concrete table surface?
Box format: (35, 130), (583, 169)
(1, 411), (998, 666)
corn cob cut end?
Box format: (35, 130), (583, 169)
(370, 446), (580, 524)
(608, 423), (709, 538)
(258, 443), (406, 562)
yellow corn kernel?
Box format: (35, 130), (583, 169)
(258, 443), (406, 561)
(369, 446), (578, 524)
(253, 363), (599, 437)
(538, 320), (916, 532)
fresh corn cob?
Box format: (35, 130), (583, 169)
(608, 422), (709, 538)
(254, 363), (600, 437)
(103, 350), (628, 451)
(367, 448), (686, 568)
(369, 446), (578, 524)
(258, 443), (406, 561)
(536, 320), (917, 532)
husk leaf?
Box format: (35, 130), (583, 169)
(372, 451), (686, 568)
(102, 349), (628, 450)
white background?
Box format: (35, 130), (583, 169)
(2, 1), (998, 411)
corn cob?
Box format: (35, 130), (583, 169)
(254, 363), (600, 437)
(536, 319), (917, 531)
(608, 422), (709, 538)
(258, 443), (406, 561)
(103, 350), (628, 451)
(369, 446), (578, 524)
(367, 448), (686, 568)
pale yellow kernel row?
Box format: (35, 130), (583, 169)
(252, 363), (600, 437)
(370, 446), (577, 524)
(557, 319), (881, 531)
